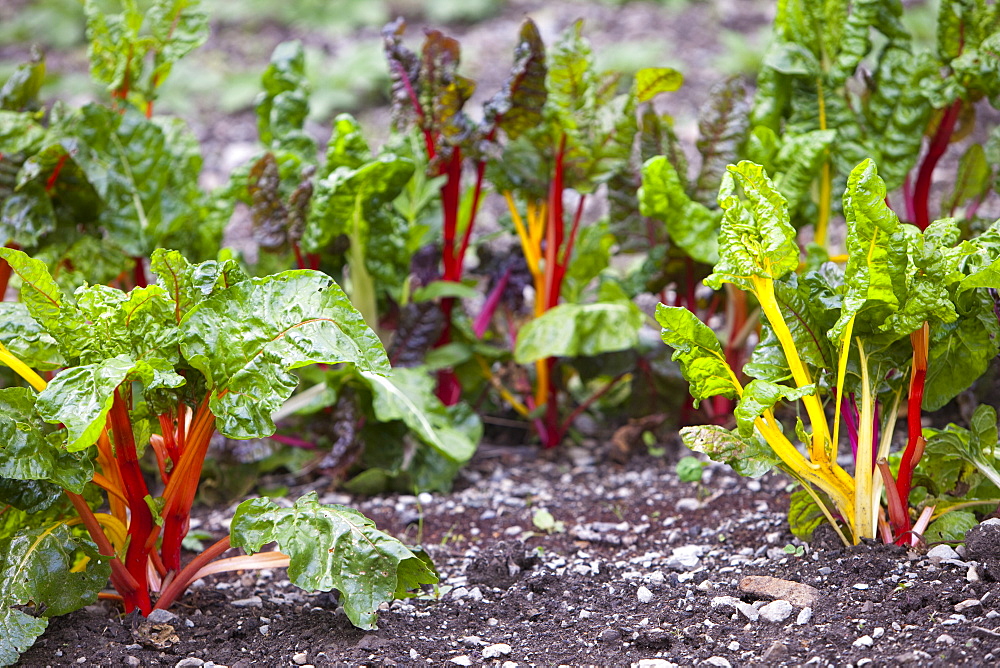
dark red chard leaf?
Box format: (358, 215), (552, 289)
(693, 77), (750, 207)
(420, 31), (475, 152)
(382, 18), (423, 132)
(484, 18), (547, 141)
(390, 299), (446, 368)
(248, 153), (313, 252)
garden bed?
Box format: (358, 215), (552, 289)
(20, 443), (1000, 667)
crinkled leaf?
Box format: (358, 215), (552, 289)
(639, 156), (720, 265)
(485, 19), (547, 141)
(829, 159), (903, 341)
(706, 161), (798, 292)
(0, 388), (92, 493)
(0, 51), (45, 112)
(0, 524), (109, 665)
(36, 355), (182, 451)
(358, 368), (478, 464)
(0, 248), (74, 342)
(829, 0), (907, 85)
(302, 155), (415, 253)
(680, 424), (779, 478)
(0, 302), (64, 371)
(72, 283), (181, 365)
(762, 42), (821, 76)
(321, 114), (372, 176)
(514, 301), (645, 364)
(734, 379), (815, 438)
(255, 41), (314, 157)
(924, 510), (980, 543)
(181, 271), (388, 439)
(922, 405), (1000, 490)
(693, 77), (749, 206)
(634, 67), (684, 103)
(882, 218), (964, 336)
(772, 129), (837, 215)
(230, 492), (437, 629)
(655, 304), (739, 408)
(788, 487), (826, 540)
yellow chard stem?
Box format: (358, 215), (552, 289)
(752, 276), (832, 463)
(854, 339), (875, 542)
(830, 316), (856, 462)
(815, 77), (831, 250)
(0, 341), (47, 392)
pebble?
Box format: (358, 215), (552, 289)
(893, 650), (932, 663)
(634, 661), (678, 668)
(926, 544), (960, 562)
(852, 583), (870, 590)
(599, 628), (622, 643)
(666, 545), (704, 571)
(727, 641), (740, 651)
(710, 595), (759, 622)
(230, 596), (263, 608)
(936, 634), (955, 645)
(147, 609), (179, 624)
(852, 635), (873, 648)
(174, 660), (204, 668)
(702, 658), (732, 668)
(292, 653), (308, 665)
(126, 658), (141, 668)
(796, 607), (813, 625)
(759, 600), (793, 623)
(739, 575), (821, 608)
(761, 641), (788, 661)
(637, 586), (654, 604)
(459, 636), (483, 647)
(955, 599), (982, 613)
(450, 656), (472, 666)
(482, 643), (512, 658)
(872, 627), (884, 639)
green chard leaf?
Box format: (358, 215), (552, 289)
(734, 379), (815, 439)
(514, 301), (645, 364)
(634, 67), (684, 103)
(256, 41), (315, 158)
(655, 304), (739, 408)
(358, 368), (479, 464)
(922, 405), (1000, 490)
(37, 356), (182, 452)
(680, 424), (780, 478)
(181, 271), (389, 439)
(0, 525), (110, 666)
(787, 487), (826, 541)
(924, 511), (980, 544)
(0, 388), (92, 492)
(639, 156), (720, 265)
(829, 159), (904, 341)
(0, 302), (64, 371)
(706, 161), (799, 292)
(230, 492), (437, 630)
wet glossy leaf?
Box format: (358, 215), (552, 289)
(514, 301), (645, 364)
(655, 304), (738, 408)
(230, 492), (437, 629)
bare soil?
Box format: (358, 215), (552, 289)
(17, 442), (1000, 668)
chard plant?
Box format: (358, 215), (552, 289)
(381, 18), (547, 405)
(0, 248), (436, 664)
(0, 0), (227, 300)
(486, 21), (680, 446)
(658, 159), (1000, 545)
(750, 0), (1000, 245)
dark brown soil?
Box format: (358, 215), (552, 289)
(18, 444), (1000, 667)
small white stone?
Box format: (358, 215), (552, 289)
(852, 583), (870, 590)
(927, 545), (960, 562)
(409, 649), (420, 660)
(727, 641), (740, 651)
(796, 607), (813, 625)
(417, 492), (433, 504)
(852, 635), (874, 648)
(702, 658), (732, 668)
(955, 599), (982, 613)
(759, 600), (794, 623)
(637, 585), (654, 604)
(872, 627), (884, 639)
(174, 660), (204, 668)
(697, 580), (715, 591)
(936, 634), (955, 645)
(449, 656), (473, 666)
(482, 643), (512, 659)
(968, 565), (981, 582)
(292, 652), (308, 665)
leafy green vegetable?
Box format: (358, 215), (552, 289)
(514, 302), (645, 364)
(230, 492), (437, 629)
(0, 525), (110, 667)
